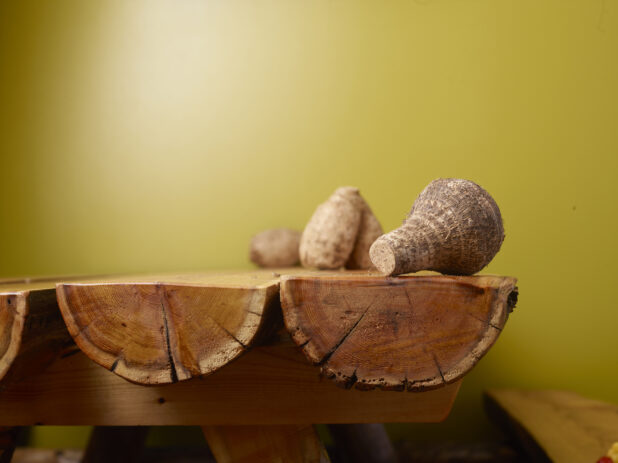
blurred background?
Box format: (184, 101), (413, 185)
(1, 0), (617, 453)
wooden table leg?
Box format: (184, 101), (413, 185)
(202, 425), (330, 463)
(0, 427), (19, 463)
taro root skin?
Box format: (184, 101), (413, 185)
(370, 178), (505, 276)
(346, 199), (383, 270)
(299, 187), (364, 270)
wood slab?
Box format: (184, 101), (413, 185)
(56, 272), (281, 385)
(0, 340), (460, 425)
(0, 278), (74, 387)
(281, 274), (518, 391)
(484, 389), (618, 463)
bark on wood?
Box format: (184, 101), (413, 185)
(484, 389), (618, 463)
(203, 425), (330, 463)
(0, 280), (74, 388)
(56, 272), (281, 385)
(0, 341), (460, 425)
(82, 426), (149, 463)
(281, 274), (517, 391)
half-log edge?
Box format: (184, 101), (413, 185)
(281, 274), (518, 391)
(56, 273), (281, 385)
(0, 280), (73, 387)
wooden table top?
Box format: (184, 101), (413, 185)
(0, 269), (517, 425)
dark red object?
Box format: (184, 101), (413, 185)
(596, 457), (612, 463)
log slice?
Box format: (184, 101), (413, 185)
(0, 280), (74, 387)
(56, 272), (281, 385)
(281, 274), (517, 391)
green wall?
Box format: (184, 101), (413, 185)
(1, 0), (617, 446)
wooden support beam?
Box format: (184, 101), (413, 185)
(484, 389), (618, 463)
(0, 279), (74, 387)
(203, 425), (330, 463)
(281, 274), (517, 391)
(0, 340), (460, 425)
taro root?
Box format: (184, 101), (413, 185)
(300, 187), (363, 269)
(345, 199), (383, 270)
(250, 228), (301, 268)
(370, 178), (504, 276)
(299, 187), (382, 270)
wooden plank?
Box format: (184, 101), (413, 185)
(56, 271), (281, 385)
(0, 280), (74, 387)
(281, 274), (518, 391)
(202, 425), (329, 463)
(0, 339), (460, 425)
(484, 389), (618, 463)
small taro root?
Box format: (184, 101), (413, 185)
(250, 228), (301, 268)
(345, 199), (383, 270)
(300, 187), (364, 269)
(370, 178), (504, 276)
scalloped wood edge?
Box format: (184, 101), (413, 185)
(0, 284), (73, 387)
(281, 274), (518, 391)
(55, 272), (281, 385)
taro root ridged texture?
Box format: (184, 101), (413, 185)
(370, 178), (504, 276)
(299, 186), (363, 269)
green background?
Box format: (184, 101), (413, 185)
(1, 0), (617, 447)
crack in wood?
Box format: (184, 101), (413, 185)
(318, 296), (376, 366)
(157, 288), (179, 384)
(465, 311), (502, 331)
(159, 302), (178, 383)
(432, 352), (446, 384)
(110, 358), (120, 372)
(345, 368), (358, 389)
(200, 309), (247, 349)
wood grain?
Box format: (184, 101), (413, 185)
(281, 274), (517, 391)
(0, 340), (460, 425)
(484, 389), (618, 463)
(203, 425), (330, 463)
(0, 280), (73, 387)
(56, 272), (281, 385)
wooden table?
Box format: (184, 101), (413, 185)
(0, 270), (517, 463)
